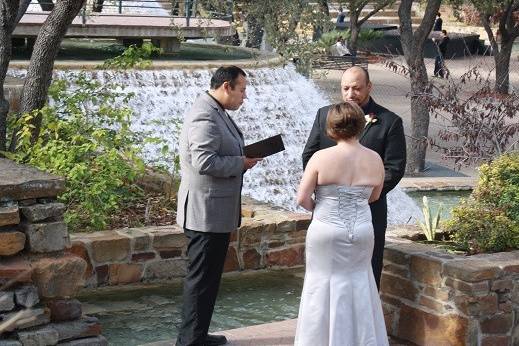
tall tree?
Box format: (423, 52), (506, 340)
(0, 0), (20, 152)
(13, 0), (85, 147)
(398, 0), (442, 173)
(470, 0), (519, 93)
(344, 0), (395, 55)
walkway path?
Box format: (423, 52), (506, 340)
(142, 319), (414, 345)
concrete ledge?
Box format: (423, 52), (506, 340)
(399, 176), (477, 192)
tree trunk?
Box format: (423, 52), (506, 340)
(245, 14), (263, 49)
(0, 0), (20, 153)
(494, 37), (514, 94)
(408, 61), (430, 173)
(14, 0), (85, 148)
(398, 0), (441, 173)
(349, 21), (360, 56)
(312, 0), (329, 41)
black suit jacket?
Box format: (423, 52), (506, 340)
(302, 98), (406, 196)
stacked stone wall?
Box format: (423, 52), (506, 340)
(381, 239), (519, 345)
(0, 159), (106, 345)
(70, 202), (311, 287)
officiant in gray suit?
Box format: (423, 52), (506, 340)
(176, 66), (262, 346)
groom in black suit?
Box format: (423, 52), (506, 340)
(302, 66), (406, 289)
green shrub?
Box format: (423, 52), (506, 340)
(445, 153), (519, 253)
(318, 30), (383, 50)
(101, 42), (162, 69)
(6, 73), (147, 232)
(446, 199), (518, 253)
(475, 153), (519, 222)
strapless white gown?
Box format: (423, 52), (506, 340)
(295, 185), (388, 346)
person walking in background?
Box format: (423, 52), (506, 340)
(295, 101), (388, 346)
(175, 66), (262, 346)
(302, 66), (406, 290)
(433, 12), (443, 31)
(433, 30), (450, 78)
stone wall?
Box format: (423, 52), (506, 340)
(70, 200), (311, 287)
(0, 159), (107, 345)
(381, 238), (519, 346)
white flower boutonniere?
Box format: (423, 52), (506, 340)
(364, 113), (378, 127)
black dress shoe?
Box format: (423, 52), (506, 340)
(205, 334), (227, 346)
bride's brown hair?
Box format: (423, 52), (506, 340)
(326, 101), (366, 141)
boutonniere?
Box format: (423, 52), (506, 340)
(364, 113), (378, 127)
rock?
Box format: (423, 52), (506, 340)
(0, 257), (32, 283)
(17, 326), (59, 346)
(15, 285), (39, 308)
(51, 317), (102, 342)
(380, 273), (419, 302)
(20, 203), (66, 222)
(32, 255), (87, 298)
(0, 205), (20, 227)
(410, 253), (443, 286)
(143, 258), (187, 280)
(108, 263), (143, 285)
(57, 335), (108, 346)
(0, 231), (26, 256)
(88, 231), (131, 263)
(115, 228), (151, 252)
(65, 240), (93, 280)
(0, 340), (22, 346)
(3, 308), (50, 331)
(223, 246), (240, 272)
(242, 248), (261, 270)
(21, 222), (70, 253)
(147, 226), (186, 250)
(0, 158), (65, 200)
(265, 245), (305, 267)
(47, 299), (82, 322)
(0, 291), (15, 312)
(397, 304), (468, 345)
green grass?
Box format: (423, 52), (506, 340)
(12, 38), (256, 61)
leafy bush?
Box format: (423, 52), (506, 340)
(318, 30), (383, 50)
(445, 153), (519, 253)
(6, 73), (148, 231)
(101, 42), (162, 69)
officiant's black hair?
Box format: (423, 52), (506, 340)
(211, 66), (247, 90)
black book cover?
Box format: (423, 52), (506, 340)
(244, 134), (285, 158)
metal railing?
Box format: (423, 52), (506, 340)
(26, 0), (233, 26)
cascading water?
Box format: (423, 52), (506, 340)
(7, 65), (421, 224)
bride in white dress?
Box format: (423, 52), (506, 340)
(295, 101), (389, 346)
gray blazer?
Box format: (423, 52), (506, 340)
(176, 92), (245, 233)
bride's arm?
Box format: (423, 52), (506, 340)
(369, 156), (385, 203)
(297, 155), (319, 211)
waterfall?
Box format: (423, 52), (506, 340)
(7, 65), (421, 225)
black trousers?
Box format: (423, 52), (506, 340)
(369, 196), (387, 291)
(434, 55), (446, 78)
(176, 229), (230, 346)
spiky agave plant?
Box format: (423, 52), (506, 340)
(418, 196), (443, 241)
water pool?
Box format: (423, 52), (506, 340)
(79, 270), (304, 345)
(406, 190), (471, 220)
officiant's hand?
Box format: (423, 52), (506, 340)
(243, 157), (262, 170)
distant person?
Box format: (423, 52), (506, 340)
(335, 37), (352, 56)
(433, 12), (443, 31)
(433, 30), (450, 78)
(336, 6), (346, 24)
